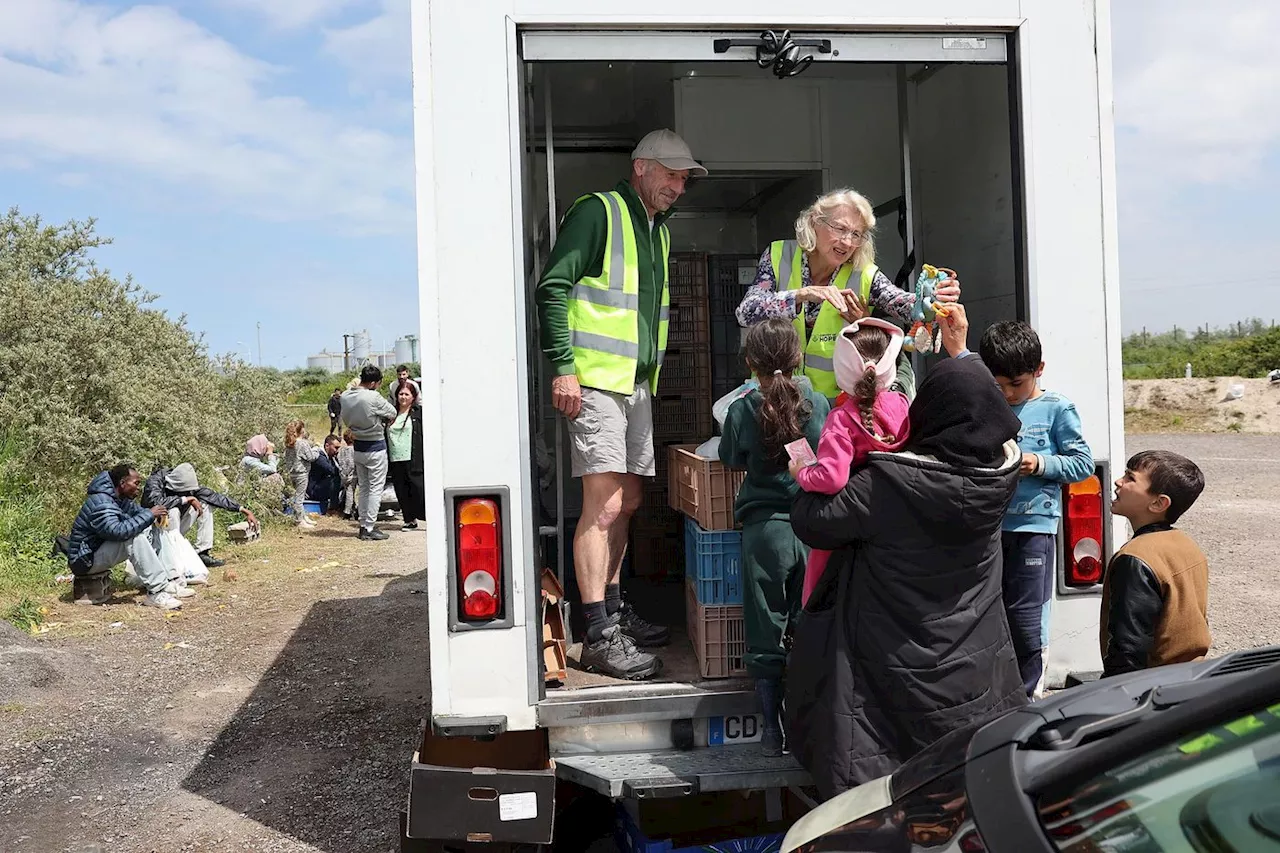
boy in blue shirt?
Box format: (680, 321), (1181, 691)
(980, 322), (1094, 697)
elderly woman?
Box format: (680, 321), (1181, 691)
(784, 307), (1027, 800)
(736, 188), (960, 400)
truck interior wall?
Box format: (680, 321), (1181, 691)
(910, 64), (1019, 343)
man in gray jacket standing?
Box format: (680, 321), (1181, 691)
(341, 365), (398, 540)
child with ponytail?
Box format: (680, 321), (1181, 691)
(719, 317), (831, 757)
(790, 317), (911, 606)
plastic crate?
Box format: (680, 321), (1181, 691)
(667, 445), (744, 531)
(657, 348), (712, 400)
(711, 350), (748, 396)
(684, 518), (743, 605)
(631, 529), (683, 580)
(617, 801), (783, 853)
(652, 396), (714, 443)
(666, 302), (710, 350)
(668, 252), (708, 304)
(708, 254), (759, 314)
(685, 579), (747, 679)
(283, 499), (323, 516)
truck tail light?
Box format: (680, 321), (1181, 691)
(1063, 476), (1104, 587)
(457, 497), (502, 621)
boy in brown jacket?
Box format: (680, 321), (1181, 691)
(1101, 450), (1210, 676)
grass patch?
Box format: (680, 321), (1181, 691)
(4, 596), (47, 633)
(1123, 406), (1216, 434)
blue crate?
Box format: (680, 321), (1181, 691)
(617, 804), (783, 853)
(684, 517), (743, 605)
(283, 499), (323, 516)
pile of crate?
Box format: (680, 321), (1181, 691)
(708, 254), (758, 402)
(629, 253), (714, 580)
(667, 445), (749, 678)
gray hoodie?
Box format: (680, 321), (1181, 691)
(340, 386), (398, 443)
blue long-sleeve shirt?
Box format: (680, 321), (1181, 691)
(1005, 391), (1094, 534)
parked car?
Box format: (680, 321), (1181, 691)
(782, 645), (1280, 852)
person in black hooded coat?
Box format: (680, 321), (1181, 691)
(785, 323), (1029, 800)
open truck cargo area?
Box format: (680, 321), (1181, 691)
(409, 1), (1124, 848)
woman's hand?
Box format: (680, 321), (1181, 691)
(797, 285), (848, 313)
(839, 290), (867, 322)
(934, 275), (961, 303)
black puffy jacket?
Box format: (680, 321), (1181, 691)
(786, 440), (1029, 800)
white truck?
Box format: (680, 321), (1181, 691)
(406, 1), (1125, 848)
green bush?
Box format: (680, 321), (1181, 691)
(0, 209), (293, 601)
(1123, 321), (1280, 379)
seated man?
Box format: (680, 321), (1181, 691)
(66, 463), (191, 610)
(142, 462), (258, 570)
(306, 435), (345, 513)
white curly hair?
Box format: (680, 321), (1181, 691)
(794, 188), (877, 271)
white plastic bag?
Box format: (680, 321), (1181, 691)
(712, 380), (759, 428)
(1227, 383), (1245, 400)
(160, 525), (209, 582)
(694, 437), (720, 460)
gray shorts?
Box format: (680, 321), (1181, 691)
(567, 384), (655, 478)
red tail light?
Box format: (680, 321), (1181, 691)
(457, 498), (501, 621)
(1063, 476), (1104, 587)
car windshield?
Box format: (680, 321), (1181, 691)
(1037, 701), (1280, 851)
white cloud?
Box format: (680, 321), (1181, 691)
(0, 0), (413, 233)
(1114, 1), (1280, 190)
(322, 0), (409, 84)
(211, 0), (370, 30)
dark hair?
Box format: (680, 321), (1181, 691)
(394, 381), (419, 407)
(743, 318), (811, 468)
(979, 321), (1043, 379)
(1127, 450), (1205, 523)
(342, 429), (356, 444)
(846, 326), (890, 433)
(397, 364), (409, 373)
(361, 364), (383, 385)
(108, 462), (137, 487)
(332, 387), (341, 394)
(324, 434), (341, 447)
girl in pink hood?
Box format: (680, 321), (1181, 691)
(789, 317), (911, 605)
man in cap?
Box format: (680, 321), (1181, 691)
(534, 128), (706, 680)
(142, 462), (258, 572)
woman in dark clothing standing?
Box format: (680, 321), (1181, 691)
(786, 342), (1028, 800)
(386, 384), (426, 531)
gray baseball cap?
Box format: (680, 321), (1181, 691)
(631, 129), (708, 177)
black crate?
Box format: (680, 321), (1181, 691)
(666, 301), (710, 350)
(708, 253), (759, 314)
(712, 350), (748, 392)
(668, 252), (708, 304)
(629, 529), (684, 580)
(657, 348), (712, 400)
(652, 395), (714, 443)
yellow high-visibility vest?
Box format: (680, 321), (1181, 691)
(770, 239), (877, 399)
(567, 191), (671, 395)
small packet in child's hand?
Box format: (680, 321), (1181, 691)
(784, 438), (818, 468)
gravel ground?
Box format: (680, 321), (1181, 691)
(2, 434), (1278, 852)
(0, 518), (428, 853)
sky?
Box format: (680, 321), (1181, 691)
(2, 1), (1279, 369)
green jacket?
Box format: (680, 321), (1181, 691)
(719, 384), (831, 526)
(534, 181), (672, 385)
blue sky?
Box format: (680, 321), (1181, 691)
(3, 1), (1279, 368)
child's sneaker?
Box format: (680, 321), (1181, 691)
(140, 591), (183, 610)
(184, 571), (211, 586)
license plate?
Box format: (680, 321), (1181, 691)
(709, 714), (764, 746)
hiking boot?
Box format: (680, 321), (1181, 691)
(358, 527), (390, 541)
(756, 678), (784, 758)
(198, 551), (225, 569)
(140, 591), (183, 610)
(616, 601), (670, 648)
(580, 624), (661, 680)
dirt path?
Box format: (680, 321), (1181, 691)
(0, 517), (427, 853)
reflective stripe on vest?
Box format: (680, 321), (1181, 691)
(567, 191), (671, 396)
(769, 239), (877, 398)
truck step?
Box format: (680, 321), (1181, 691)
(555, 744), (810, 798)
(538, 682), (757, 728)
